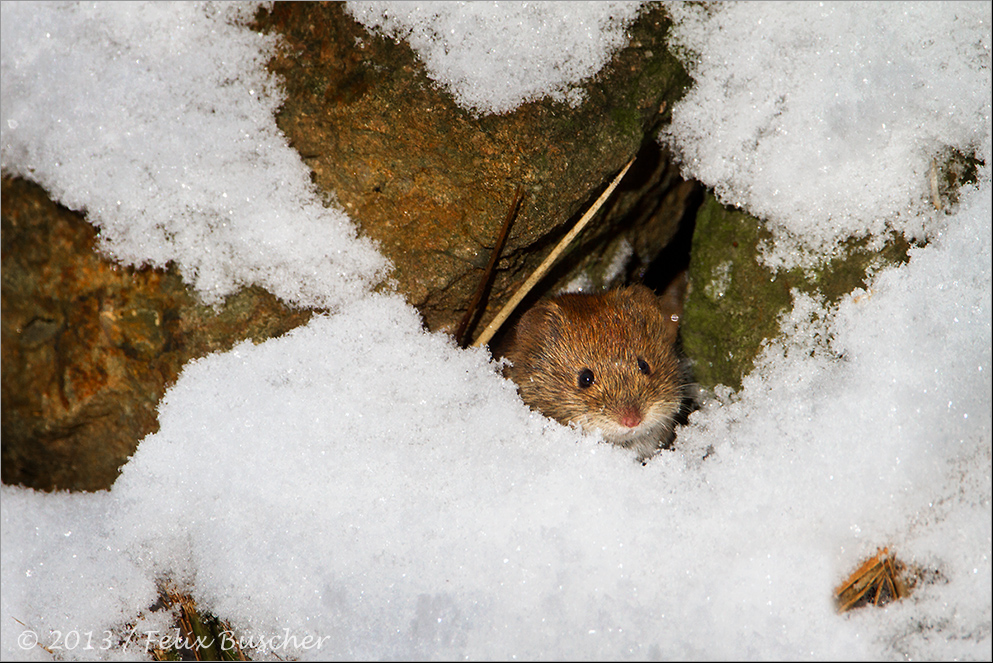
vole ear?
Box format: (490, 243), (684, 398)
(658, 270), (688, 328)
(623, 283), (663, 308)
(624, 273), (687, 339)
(514, 299), (562, 341)
(497, 298), (562, 362)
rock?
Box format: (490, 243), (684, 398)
(255, 2), (694, 338)
(681, 192), (914, 391)
(1, 176), (312, 491)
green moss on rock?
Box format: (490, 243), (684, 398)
(682, 192), (913, 391)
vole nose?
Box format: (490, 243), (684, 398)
(617, 406), (643, 429)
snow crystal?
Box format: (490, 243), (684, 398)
(0, 1), (387, 308)
(0, 487), (156, 660)
(663, 1), (992, 270)
(345, 1), (645, 115)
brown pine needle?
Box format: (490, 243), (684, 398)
(835, 547), (908, 612)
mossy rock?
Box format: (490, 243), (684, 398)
(682, 192), (914, 391)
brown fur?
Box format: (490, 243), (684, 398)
(500, 280), (687, 461)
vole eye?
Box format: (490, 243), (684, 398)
(577, 368), (595, 389)
(637, 358), (651, 375)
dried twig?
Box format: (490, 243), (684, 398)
(455, 185), (525, 348)
(471, 157), (636, 348)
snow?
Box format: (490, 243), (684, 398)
(2, 1), (990, 661)
(0, 1), (387, 308)
(662, 1), (992, 270)
(0, 488), (157, 661)
(345, 1), (645, 115)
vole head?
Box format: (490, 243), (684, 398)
(503, 282), (686, 458)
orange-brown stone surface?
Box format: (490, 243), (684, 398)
(256, 2), (694, 337)
(1, 176), (312, 491)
